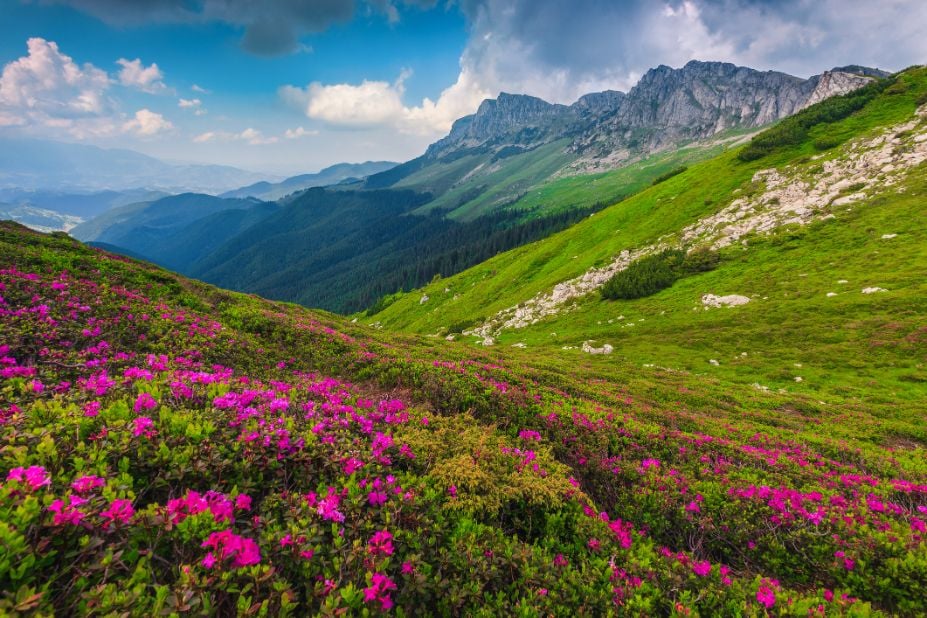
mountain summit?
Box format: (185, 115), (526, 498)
(417, 61), (882, 174)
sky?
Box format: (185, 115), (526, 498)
(0, 0), (925, 176)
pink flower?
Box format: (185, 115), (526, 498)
(363, 572), (397, 611)
(100, 498), (134, 527)
(588, 538), (601, 552)
(71, 475), (105, 493)
(640, 458), (661, 471)
(6, 465), (51, 491)
(553, 553), (569, 568)
(824, 589), (834, 602)
(368, 530), (395, 557)
(202, 552), (217, 569)
(448, 484), (457, 498)
(692, 560), (711, 577)
(201, 530), (261, 568)
(48, 497), (86, 526)
(132, 416), (155, 438)
(342, 457), (364, 475)
(756, 580), (776, 609)
(134, 393), (157, 413)
(368, 490), (387, 506)
(83, 401), (101, 417)
(401, 561), (415, 575)
(685, 501), (701, 513)
(235, 494), (252, 511)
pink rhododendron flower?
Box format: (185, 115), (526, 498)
(134, 393), (157, 413)
(132, 416), (155, 437)
(235, 494), (252, 511)
(71, 475), (105, 493)
(756, 580), (777, 609)
(201, 530), (261, 568)
(641, 458), (661, 471)
(368, 530), (395, 557)
(83, 401), (101, 417)
(363, 572), (397, 610)
(48, 496), (86, 526)
(6, 465), (51, 491)
(100, 498), (134, 527)
(692, 560), (711, 577)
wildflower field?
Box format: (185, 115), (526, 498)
(1, 222), (924, 616)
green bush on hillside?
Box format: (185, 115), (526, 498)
(601, 247), (720, 300)
(651, 166), (688, 185)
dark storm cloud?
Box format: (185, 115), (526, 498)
(41, 0), (365, 55)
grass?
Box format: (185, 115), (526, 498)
(366, 66), (927, 407)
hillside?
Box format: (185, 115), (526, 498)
(366, 67), (927, 405)
(70, 193), (275, 271)
(2, 220), (925, 615)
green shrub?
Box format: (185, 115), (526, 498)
(601, 250), (684, 300)
(651, 166), (688, 186)
(602, 247), (721, 301)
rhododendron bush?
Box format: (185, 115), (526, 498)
(1, 224), (925, 614)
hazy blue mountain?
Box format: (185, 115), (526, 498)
(220, 161), (398, 200)
(0, 137), (275, 193)
(70, 193), (274, 269)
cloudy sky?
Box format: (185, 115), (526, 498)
(1, 0), (925, 175)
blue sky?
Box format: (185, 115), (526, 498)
(1, 0), (925, 175)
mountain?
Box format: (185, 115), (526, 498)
(73, 60), (887, 315)
(70, 193), (275, 271)
(2, 70), (925, 615)
(362, 61), (882, 219)
(220, 161), (398, 200)
(0, 137), (275, 193)
(366, 66), (927, 405)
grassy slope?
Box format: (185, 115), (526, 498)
(3, 220), (926, 614)
(367, 67), (927, 404)
(398, 136), (733, 222)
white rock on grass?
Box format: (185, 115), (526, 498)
(826, 292), (838, 297)
(709, 359), (720, 366)
(511, 342), (526, 348)
(702, 294), (751, 308)
(582, 341), (613, 355)
(881, 233), (898, 239)
(861, 287), (887, 294)
(419, 295), (429, 304)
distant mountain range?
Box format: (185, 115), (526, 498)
(69, 60), (888, 313)
(0, 137), (275, 193)
(220, 161), (398, 201)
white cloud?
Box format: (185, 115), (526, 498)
(116, 58), (168, 93)
(178, 97), (206, 115)
(193, 127), (277, 145)
(191, 84), (209, 93)
(123, 108), (173, 136)
(284, 126), (318, 139)
(280, 67), (490, 136)
(0, 37), (121, 137)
